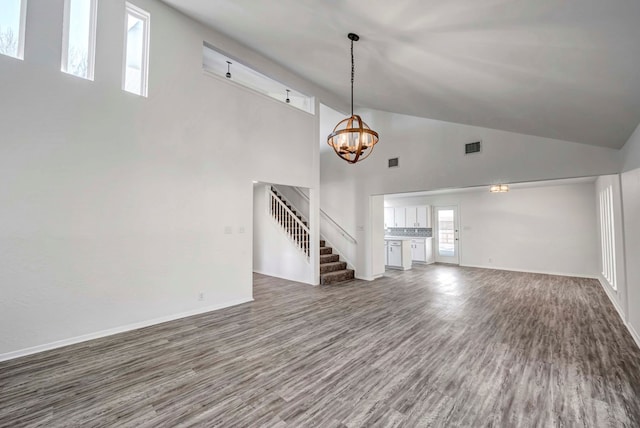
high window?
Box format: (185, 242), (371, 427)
(0, 0), (27, 60)
(599, 185), (617, 290)
(61, 0), (98, 80)
(123, 2), (150, 97)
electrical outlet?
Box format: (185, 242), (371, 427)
(488, 258), (493, 264)
(198, 292), (204, 301)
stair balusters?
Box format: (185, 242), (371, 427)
(269, 188), (310, 259)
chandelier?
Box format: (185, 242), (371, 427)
(327, 33), (379, 164)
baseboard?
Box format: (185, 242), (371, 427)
(627, 323), (640, 351)
(0, 297), (253, 363)
(355, 273), (383, 281)
(597, 276), (626, 321)
(596, 277), (640, 351)
(461, 264), (598, 279)
(252, 269), (314, 285)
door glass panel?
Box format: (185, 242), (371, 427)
(438, 209), (455, 257)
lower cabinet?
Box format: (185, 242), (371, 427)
(411, 238), (434, 264)
(411, 239), (426, 262)
(388, 242), (403, 267)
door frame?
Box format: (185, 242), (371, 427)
(433, 205), (460, 265)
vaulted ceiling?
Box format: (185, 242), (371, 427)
(162, 0), (640, 149)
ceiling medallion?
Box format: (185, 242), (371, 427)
(327, 33), (379, 164)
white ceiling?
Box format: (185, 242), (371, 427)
(162, 0), (640, 149)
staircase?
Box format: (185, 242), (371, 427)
(270, 187), (355, 285)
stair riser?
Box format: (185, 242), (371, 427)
(321, 270), (355, 285)
(320, 262), (347, 274)
(320, 247), (333, 255)
(320, 254), (340, 263)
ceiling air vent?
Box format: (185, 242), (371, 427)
(465, 141), (481, 154)
(388, 158), (399, 168)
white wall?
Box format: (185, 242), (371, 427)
(0, 0), (327, 359)
(621, 168), (640, 344)
(594, 176), (628, 316)
(385, 181), (599, 277)
(320, 107), (621, 279)
(620, 123), (640, 172)
(252, 185), (313, 284)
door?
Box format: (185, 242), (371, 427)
(434, 206), (459, 264)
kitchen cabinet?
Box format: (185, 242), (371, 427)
(405, 206), (430, 228)
(411, 239), (426, 262)
(410, 238), (434, 264)
(388, 241), (402, 267)
(393, 207), (406, 227)
(384, 207), (395, 228)
(385, 239), (412, 270)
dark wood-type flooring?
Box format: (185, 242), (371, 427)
(1, 265), (640, 427)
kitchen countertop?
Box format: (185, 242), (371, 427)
(384, 236), (430, 240)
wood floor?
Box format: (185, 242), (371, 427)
(1, 265), (640, 427)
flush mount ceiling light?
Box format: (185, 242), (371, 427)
(327, 33), (379, 164)
(490, 184), (510, 193)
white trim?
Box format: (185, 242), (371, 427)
(201, 69), (316, 118)
(122, 2), (150, 97)
(598, 275), (625, 319)
(252, 269), (313, 286)
(17, 0), (27, 59)
(355, 274), (383, 281)
(0, 297), (252, 363)
(1, 0), (27, 60)
(61, 0), (98, 80)
(597, 277), (640, 351)
(628, 323), (640, 351)
(461, 264), (598, 279)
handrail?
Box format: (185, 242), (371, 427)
(291, 187), (357, 245)
(269, 188), (310, 259)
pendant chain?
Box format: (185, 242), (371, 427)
(351, 39), (354, 117)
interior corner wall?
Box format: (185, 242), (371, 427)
(385, 181), (599, 277)
(620, 123), (640, 172)
(253, 185), (313, 284)
(320, 107), (620, 280)
(621, 168), (640, 344)
(0, 0), (320, 359)
(594, 175), (628, 318)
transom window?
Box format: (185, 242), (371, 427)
(0, 0), (27, 60)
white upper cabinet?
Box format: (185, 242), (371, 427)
(386, 206), (430, 228)
(394, 207), (406, 227)
(416, 206), (429, 227)
(384, 207), (395, 228)
(402, 206), (430, 227)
